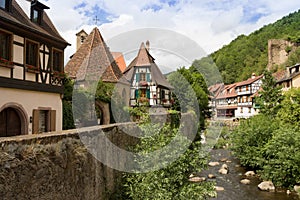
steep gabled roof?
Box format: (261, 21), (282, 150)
(65, 27), (123, 83)
(216, 83), (237, 99)
(236, 75), (263, 87)
(0, 0), (69, 46)
(124, 42), (173, 89)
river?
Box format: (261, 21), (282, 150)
(200, 149), (299, 200)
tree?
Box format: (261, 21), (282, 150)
(276, 88), (300, 129)
(257, 70), (283, 117)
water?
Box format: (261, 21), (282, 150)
(200, 149), (299, 200)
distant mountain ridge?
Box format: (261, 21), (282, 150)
(192, 9), (300, 85)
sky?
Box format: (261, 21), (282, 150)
(17, 0), (300, 73)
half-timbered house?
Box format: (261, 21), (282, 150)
(0, 0), (69, 136)
(123, 41), (173, 107)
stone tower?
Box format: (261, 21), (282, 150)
(76, 29), (88, 51)
(267, 39), (298, 70)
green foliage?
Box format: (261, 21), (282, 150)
(62, 100), (75, 130)
(261, 126), (300, 187)
(276, 88), (300, 129)
(257, 70), (283, 117)
(198, 10), (300, 84)
(62, 77), (75, 130)
(167, 67), (209, 129)
(123, 124), (216, 200)
(231, 114), (279, 169)
(231, 88), (300, 187)
(126, 106), (150, 123)
(95, 79), (115, 103)
(284, 47), (300, 67)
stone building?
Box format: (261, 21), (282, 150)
(0, 0), (69, 136)
(65, 27), (127, 125)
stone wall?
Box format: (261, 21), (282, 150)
(267, 39), (298, 70)
(0, 123), (138, 200)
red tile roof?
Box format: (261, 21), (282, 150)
(236, 75), (263, 87)
(216, 83), (237, 99)
(124, 42), (173, 89)
(111, 52), (127, 72)
(65, 27), (123, 83)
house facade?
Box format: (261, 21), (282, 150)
(215, 84), (237, 118)
(123, 41), (173, 107)
(234, 74), (263, 118)
(0, 0), (69, 136)
(209, 73), (263, 120)
(275, 63), (300, 91)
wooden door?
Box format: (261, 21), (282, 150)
(0, 108), (21, 137)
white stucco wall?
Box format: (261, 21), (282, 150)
(0, 87), (62, 134)
(235, 107), (258, 118)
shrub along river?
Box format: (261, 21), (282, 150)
(200, 149), (299, 200)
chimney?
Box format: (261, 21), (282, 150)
(146, 40), (150, 51)
(251, 73), (256, 79)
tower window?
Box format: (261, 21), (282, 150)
(0, 0), (9, 11)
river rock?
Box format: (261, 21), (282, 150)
(220, 158), (227, 162)
(240, 179), (250, 185)
(188, 176), (206, 182)
(218, 164), (229, 175)
(245, 171), (255, 177)
(287, 190), (291, 195)
(208, 174), (216, 179)
(294, 185), (300, 192)
(258, 181), (275, 191)
(208, 161), (220, 167)
(189, 174), (195, 178)
(215, 186), (225, 191)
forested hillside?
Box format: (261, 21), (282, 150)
(193, 9), (300, 85)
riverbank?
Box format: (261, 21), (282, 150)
(200, 148), (299, 200)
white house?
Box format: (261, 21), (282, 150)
(235, 74), (263, 118)
(123, 41), (173, 107)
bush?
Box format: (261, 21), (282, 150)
(231, 114), (279, 169)
(261, 126), (300, 187)
(123, 124), (216, 200)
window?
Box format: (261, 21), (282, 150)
(0, 0), (6, 9)
(53, 49), (63, 72)
(0, 0), (9, 10)
(0, 30), (11, 61)
(240, 108), (243, 113)
(140, 73), (146, 81)
(26, 40), (39, 68)
(32, 109), (56, 134)
(248, 107), (251, 113)
(31, 8), (42, 24)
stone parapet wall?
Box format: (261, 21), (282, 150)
(0, 123), (138, 200)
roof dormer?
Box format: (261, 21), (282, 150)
(0, 0), (12, 12)
(30, 0), (49, 24)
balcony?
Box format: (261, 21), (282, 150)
(237, 102), (252, 107)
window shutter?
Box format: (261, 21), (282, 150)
(136, 73), (140, 82)
(32, 109), (39, 134)
(146, 89), (150, 98)
(146, 73), (150, 82)
(135, 89), (139, 98)
(50, 110), (56, 132)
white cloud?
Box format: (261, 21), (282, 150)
(38, 0), (300, 70)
